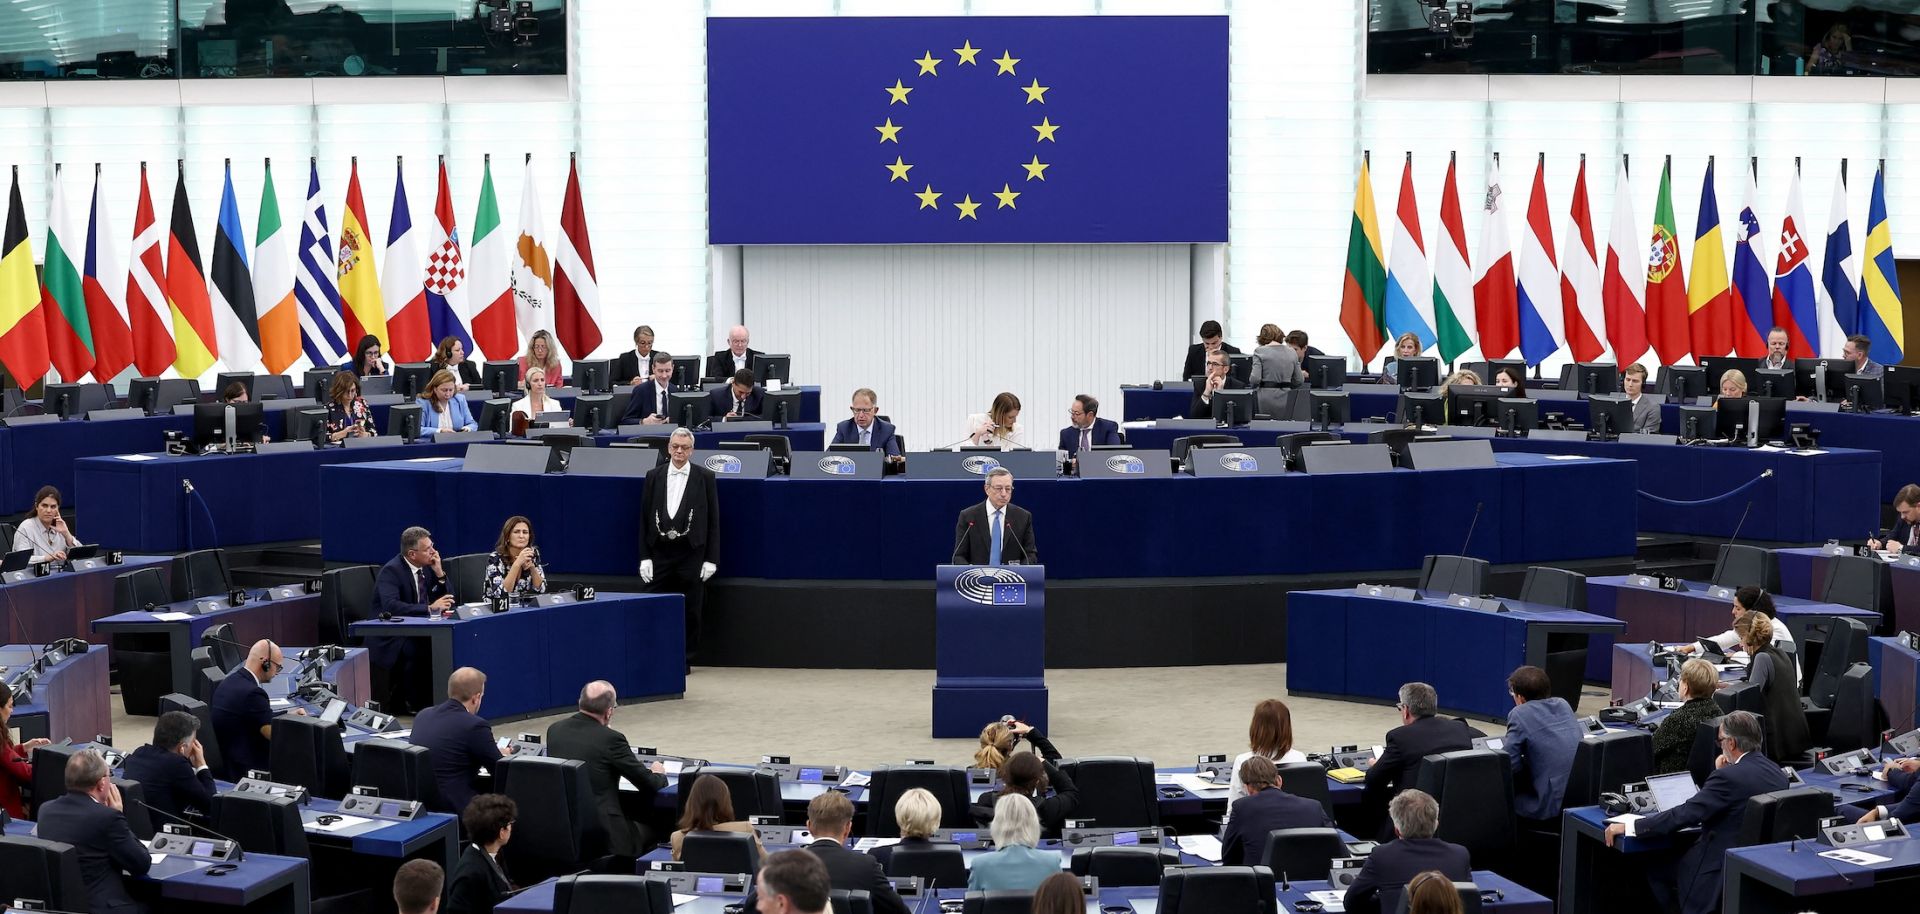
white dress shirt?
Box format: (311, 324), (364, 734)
(12, 517), (75, 563)
(666, 462), (691, 518)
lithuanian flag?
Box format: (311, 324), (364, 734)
(1341, 154), (1388, 362)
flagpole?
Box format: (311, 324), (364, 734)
(1623, 153), (1628, 177)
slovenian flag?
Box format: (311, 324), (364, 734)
(1729, 160), (1772, 358)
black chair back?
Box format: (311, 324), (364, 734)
(1411, 749), (1514, 866)
(111, 777), (156, 840)
(1276, 431), (1339, 462)
(1068, 845), (1178, 886)
(1418, 555), (1489, 596)
(681, 830), (762, 874)
(1172, 434), (1239, 464)
(499, 755), (609, 881)
(1260, 827), (1349, 883)
(443, 553), (491, 604)
(1159, 865), (1278, 914)
(159, 692), (225, 778)
(1818, 554), (1893, 622)
(1564, 729), (1653, 809)
(961, 890), (1038, 914)
(28, 743), (82, 820)
(212, 791), (310, 856)
(865, 765), (974, 837)
(1057, 756), (1159, 828)
(114, 566), (170, 613)
(1808, 617), (1869, 709)
(202, 621), (244, 673)
(1738, 788), (1834, 845)
(1712, 544), (1780, 592)
(676, 766), (783, 820)
(1387, 881), (1486, 914)
(1366, 427), (1423, 466)
(1273, 762), (1335, 818)
(350, 738), (438, 806)
(887, 842), (968, 886)
(1823, 662), (1880, 752)
(198, 664), (229, 704)
(320, 564), (379, 645)
(1519, 566), (1587, 610)
(554, 874), (673, 914)
(830, 889), (874, 914)
(744, 434), (794, 460)
(173, 548), (232, 600)
(267, 715), (351, 799)
(0, 835), (89, 913)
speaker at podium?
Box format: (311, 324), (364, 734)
(932, 564), (1047, 737)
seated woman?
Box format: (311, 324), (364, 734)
(1715, 369), (1748, 404)
(509, 366), (566, 434)
(13, 485), (81, 563)
(1650, 658), (1722, 774)
(1405, 870), (1466, 914)
(430, 337), (483, 391)
(1676, 586), (1797, 671)
(1225, 698), (1309, 823)
(1493, 365), (1529, 396)
(417, 369), (478, 434)
(1380, 332), (1421, 383)
(219, 383), (269, 442)
(670, 773), (768, 861)
(870, 787), (951, 872)
(972, 750), (1078, 839)
(518, 330), (564, 389)
(1, 687), (52, 818)
(1029, 874), (1087, 914)
(967, 794), (1058, 891)
(1439, 369), (1482, 427)
(344, 334), (390, 378)
(1740, 614), (1812, 761)
(484, 515), (546, 601)
(962, 392), (1026, 451)
(323, 372), (376, 443)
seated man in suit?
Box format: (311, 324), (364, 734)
(952, 467), (1038, 566)
(1623, 363), (1662, 434)
(1859, 752), (1920, 824)
(371, 526), (455, 713)
(1868, 483), (1920, 553)
(614, 324), (664, 387)
(1187, 349), (1246, 418)
(394, 858), (446, 914)
(36, 750), (153, 914)
(409, 666), (511, 815)
(756, 849), (833, 914)
(121, 710), (216, 823)
(708, 369), (766, 420)
(1605, 711), (1788, 914)
(830, 387), (904, 464)
(544, 680), (667, 857)
(446, 794), (515, 914)
(799, 791), (911, 914)
(1058, 394), (1123, 467)
(1181, 319), (1239, 381)
(1362, 682), (1478, 833)
(1504, 665), (1581, 823)
(1343, 789), (1471, 914)
(706, 324), (762, 381)
(210, 639), (303, 780)
(620, 352), (679, 426)
(1220, 755), (1335, 867)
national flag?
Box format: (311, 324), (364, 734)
(1432, 153), (1476, 363)
(1338, 155), (1388, 361)
(125, 163), (174, 376)
(468, 155), (515, 360)
(40, 167), (94, 381)
(1473, 157), (1518, 360)
(338, 158), (386, 352)
(1729, 161), (1772, 357)
(423, 159), (472, 354)
(1859, 162), (1904, 362)
(381, 160), (432, 362)
(166, 163), (218, 379)
(253, 160), (301, 375)
(1601, 157), (1648, 368)
(554, 155), (604, 362)
(209, 162), (261, 373)
(1820, 168), (1858, 358)
(1771, 168), (1822, 359)
(1516, 155), (1562, 366)
(1382, 154), (1435, 353)
(0, 167), (49, 387)
(1686, 158), (1733, 360)
(1560, 156), (1606, 364)
(296, 160), (345, 367)
(513, 157), (555, 357)
(1645, 158), (1691, 365)
(82, 167), (135, 381)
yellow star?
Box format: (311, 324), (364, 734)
(915, 184), (942, 210)
(954, 196), (981, 220)
(1021, 156), (1050, 181)
(875, 118), (902, 143)
(1032, 117), (1060, 142)
(1021, 79), (1049, 104)
(914, 51), (941, 76)
(954, 40), (982, 65)
(993, 184), (1020, 209)
(993, 51), (1019, 75)
(885, 79), (912, 105)
(885, 157), (913, 182)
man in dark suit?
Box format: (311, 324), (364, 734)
(1180, 319), (1239, 380)
(799, 791), (910, 914)
(1869, 483), (1920, 553)
(1362, 682), (1479, 828)
(1605, 711), (1789, 914)
(613, 324), (663, 387)
(705, 324), (763, 381)
(619, 353), (678, 426)
(1503, 665), (1581, 823)
(640, 428), (721, 663)
(408, 666), (509, 815)
(1343, 789), (1471, 914)
(35, 750), (153, 913)
(210, 639), (302, 780)
(1058, 394), (1123, 463)
(370, 526), (455, 713)
(952, 467), (1037, 566)
(707, 369), (766, 420)
(447, 794), (514, 914)
(1188, 348), (1247, 418)
(121, 710), (216, 823)
(830, 387), (904, 462)
(1220, 756), (1336, 868)
(755, 849), (833, 914)
(544, 680), (667, 856)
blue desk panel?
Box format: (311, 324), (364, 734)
(1584, 577), (1880, 683)
(0, 554), (171, 647)
(0, 642), (109, 743)
(1870, 635), (1920, 734)
(0, 413), (190, 512)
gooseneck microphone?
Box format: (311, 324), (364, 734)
(1459, 501), (1484, 557)
(951, 521), (974, 561)
(135, 798), (247, 860)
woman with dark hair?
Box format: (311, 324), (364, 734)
(345, 334), (389, 377)
(1226, 698), (1308, 823)
(669, 773), (767, 860)
(1029, 873), (1086, 914)
(13, 485), (79, 563)
(1494, 365), (1529, 397)
(484, 516), (546, 600)
(0, 687), (51, 818)
(973, 739), (1078, 837)
(430, 336), (482, 390)
(447, 793), (516, 914)
(1678, 585), (1796, 666)
(323, 372), (375, 443)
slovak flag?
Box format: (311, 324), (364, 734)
(1770, 170), (1823, 359)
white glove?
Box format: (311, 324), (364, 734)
(639, 560), (654, 583)
(700, 562), (717, 581)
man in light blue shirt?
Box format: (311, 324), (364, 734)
(1503, 665), (1581, 822)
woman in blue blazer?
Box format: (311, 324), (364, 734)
(417, 369), (477, 433)
(968, 793), (1060, 891)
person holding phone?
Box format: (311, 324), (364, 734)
(484, 516), (546, 600)
(13, 485), (79, 563)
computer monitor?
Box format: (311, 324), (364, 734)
(359, 374), (394, 396)
(1495, 397), (1537, 435)
(1306, 390), (1349, 429)
(480, 362), (521, 396)
(388, 403), (422, 441)
(1700, 357), (1754, 398)
(1677, 404), (1717, 440)
(1397, 390), (1444, 427)
(1304, 355), (1346, 390)
(476, 398), (514, 438)
(1483, 359), (1527, 388)
(570, 359), (613, 394)
(285, 407), (329, 446)
(1843, 373), (1885, 412)
(1886, 364), (1920, 415)
(671, 356), (702, 390)
(1659, 365), (1707, 401)
(215, 372), (256, 401)
(1586, 394), (1633, 440)
(1447, 385), (1506, 427)
(1209, 389), (1254, 427)
(391, 363), (435, 399)
(41, 383), (82, 420)
(1571, 362), (1620, 397)
(764, 388), (801, 427)
(571, 393), (614, 433)
(753, 354), (793, 385)
(1793, 357), (1851, 402)
(1394, 356), (1440, 392)
(191, 401), (264, 449)
(1715, 396), (1787, 444)
(252, 375), (293, 400)
(128, 377), (170, 414)
(669, 390), (711, 429)
(1226, 353), (1255, 387)
(1750, 367), (1795, 399)
(303, 368), (339, 401)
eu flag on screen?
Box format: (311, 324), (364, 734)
(707, 16), (1228, 245)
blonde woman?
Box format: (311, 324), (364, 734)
(962, 391), (1026, 450)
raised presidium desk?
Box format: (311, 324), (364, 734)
(1, 641), (109, 743)
(1286, 588), (1627, 721)
(1583, 575), (1881, 683)
(1776, 545), (1920, 635)
(348, 591), (685, 720)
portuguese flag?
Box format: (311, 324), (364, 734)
(1645, 156), (1692, 366)
(1341, 154), (1388, 363)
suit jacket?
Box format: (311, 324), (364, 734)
(832, 417), (903, 457)
(1220, 787), (1336, 868)
(1505, 697), (1581, 820)
(35, 791), (153, 912)
(614, 350), (666, 387)
(804, 839), (911, 914)
(431, 360), (484, 389)
(1058, 418), (1123, 457)
(1630, 394), (1662, 434)
(706, 348), (763, 381)
(1341, 836), (1472, 914)
(1891, 516), (1918, 550)
(417, 394), (477, 433)
(544, 712), (666, 857)
(121, 743), (216, 823)
(707, 384), (767, 419)
(639, 461), (721, 564)
(1181, 342), (1241, 381)
(951, 501), (1038, 566)
(446, 844), (513, 914)
(1188, 375), (1248, 419)
(409, 698), (503, 815)
(373, 554), (450, 619)
(1636, 752), (1789, 914)
(209, 667), (272, 781)
(621, 379), (675, 425)
(967, 843), (1062, 891)
(1362, 715), (1479, 808)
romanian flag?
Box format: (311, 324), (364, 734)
(253, 159), (301, 375)
(1859, 163), (1905, 362)
(0, 167), (49, 387)
(1687, 159), (1732, 359)
(1340, 154), (1387, 362)
(166, 163), (218, 378)
(41, 166), (94, 381)
(338, 158), (386, 352)
(1645, 158), (1691, 366)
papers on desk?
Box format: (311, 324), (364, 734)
(1543, 454), (1591, 461)
(1305, 891), (1347, 911)
(852, 837), (903, 852)
(385, 729), (411, 740)
(269, 699), (293, 711)
(841, 771), (871, 788)
(150, 853), (165, 865)
(1130, 899), (1162, 914)
(1820, 847), (1892, 866)
(1173, 834), (1222, 863)
(308, 813), (371, 832)
(116, 454), (158, 462)
(1605, 813), (1642, 836)
(403, 456), (458, 463)
(671, 893), (700, 907)
(151, 612), (194, 622)
(1167, 773), (1229, 795)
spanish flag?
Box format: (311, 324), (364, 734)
(338, 157), (386, 352)
(166, 162), (218, 378)
(0, 166), (49, 387)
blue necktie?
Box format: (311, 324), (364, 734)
(989, 509), (1004, 566)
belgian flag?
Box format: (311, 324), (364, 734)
(0, 166), (49, 388)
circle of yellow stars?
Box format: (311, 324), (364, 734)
(875, 39), (1058, 221)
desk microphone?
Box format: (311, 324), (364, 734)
(951, 521), (974, 561)
(135, 798), (247, 860)
(1724, 494), (1759, 553)
(1458, 501), (1484, 558)
(1278, 868), (1289, 892)
(1005, 519), (1029, 564)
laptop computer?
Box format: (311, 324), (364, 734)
(1646, 771), (1700, 812)
(0, 550), (32, 573)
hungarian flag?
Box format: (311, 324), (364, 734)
(1820, 168), (1858, 358)
(338, 158), (387, 351)
(0, 167), (49, 387)
(126, 163), (175, 376)
(1729, 161), (1772, 358)
(1560, 156), (1606, 364)
(296, 160), (345, 367)
(1339, 154), (1387, 361)
(83, 166), (135, 382)
(514, 157), (555, 357)
(41, 167), (95, 381)
(1601, 157), (1648, 368)
(554, 155), (604, 362)
(1859, 162), (1904, 362)
(1645, 158), (1691, 365)
(468, 155), (516, 360)
(1432, 153), (1476, 363)
(1473, 157), (1518, 360)
(1771, 169), (1822, 359)
(253, 159), (301, 375)
(166, 163), (219, 379)
(382, 159), (432, 362)
(210, 162), (261, 373)
(424, 159), (472, 353)
(1686, 158), (1732, 360)
(1515, 155), (1562, 367)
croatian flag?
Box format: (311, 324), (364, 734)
(424, 160), (473, 352)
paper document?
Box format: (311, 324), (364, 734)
(152, 612), (193, 622)
(116, 454), (158, 462)
(1821, 848), (1891, 866)
(150, 853), (166, 865)
(1169, 773), (1229, 795)
(1544, 454), (1590, 461)
(619, 777), (639, 792)
(853, 837), (903, 851)
(1174, 834), (1222, 863)
(671, 893), (699, 907)
(308, 813), (371, 832)
(661, 760), (684, 776)
(841, 771), (871, 788)
(269, 700), (293, 710)
(404, 457), (458, 463)
(1305, 891), (1347, 911)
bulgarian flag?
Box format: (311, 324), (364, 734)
(1645, 157), (1692, 365)
(41, 165), (95, 380)
(1340, 153), (1387, 362)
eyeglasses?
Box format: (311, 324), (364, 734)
(849, 406), (877, 414)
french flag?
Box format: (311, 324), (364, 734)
(424, 160), (473, 353)
(1770, 169), (1823, 359)
(1516, 154), (1563, 366)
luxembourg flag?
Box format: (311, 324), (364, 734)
(1516, 154), (1563, 366)
(1382, 154), (1436, 352)
(1819, 167), (1858, 358)
(1729, 161), (1772, 358)
(1771, 168), (1823, 359)
(423, 159), (472, 353)
(1560, 155), (1606, 363)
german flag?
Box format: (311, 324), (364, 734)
(166, 162), (218, 378)
(0, 166), (49, 387)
